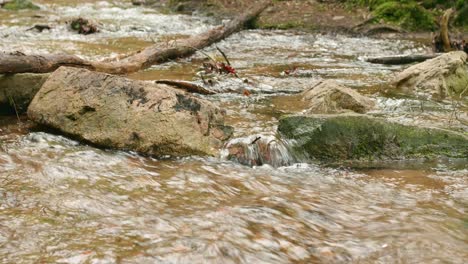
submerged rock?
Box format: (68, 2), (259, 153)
(131, 0), (146, 5)
(278, 114), (468, 162)
(0, 73), (49, 113)
(394, 51), (468, 99)
(301, 80), (375, 113)
(224, 134), (294, 167)
(28, 67), (233, 157)
(70, 18), (98, 35)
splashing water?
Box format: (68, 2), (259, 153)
(222, 134), (295, 167)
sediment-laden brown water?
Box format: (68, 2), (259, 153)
(1, 1), (467, 263)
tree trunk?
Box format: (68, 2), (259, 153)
(0, 0), (271, 75)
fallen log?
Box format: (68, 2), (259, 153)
(0, 52), (93, 74)
(366, 54), (441, 65)
(0, 0), (271, 75)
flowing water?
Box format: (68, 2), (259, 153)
(1, 1), (467, 263)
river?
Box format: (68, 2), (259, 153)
(0, 1), (467, 263)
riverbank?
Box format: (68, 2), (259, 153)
(161, 0), (468, 37)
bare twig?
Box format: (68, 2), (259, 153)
(216, 46), (232, 66)
(7, 95), (21, 123)
(216, 45), (240, 78)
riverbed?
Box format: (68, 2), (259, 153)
(0, 1), (467, 263)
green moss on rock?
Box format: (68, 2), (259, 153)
(445, 66), (468, 96)
(278, 115), (468, 161)
(3, 0), (39, 10)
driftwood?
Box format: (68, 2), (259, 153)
(0, 52), (92, 74)
(366, 54), (441, 65)
(440, 9), (453, 52)
(352, 16), (375, 31)
(27, 24), (52, 32)
(156, 80), (215, 95)
(361, 24), (405, 35)
(0, 0), (271, 75)
(352, 15), (405, 36)
(433, 9), (468, 53)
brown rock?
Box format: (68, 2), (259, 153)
(394, 51), (468, 99)
(0, 73), (49, 113)
(27, 67), (232, 157)
(301, 80), (375, 114)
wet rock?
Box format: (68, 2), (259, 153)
(70, 18), (98, 35)
(131, 0), (146, 5)
(27, 67), (233, 157)
(278, 114), (468, 162)
(27, 24), (52, 32)
(301, 80), (375, 114)
(131, 0), (162, 7)
(0, 0), (9, 8)
(168, 0), (199, 13)
(394, 51), (468, 99)
(1, 0), (39, 10)
(0, 73), (49, 113)
(224, 135), (294, 167)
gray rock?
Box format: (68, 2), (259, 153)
(27, 67), (233, 157)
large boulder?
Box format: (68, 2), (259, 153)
(27, 67), (233, 157)
(278, 114), (468, 162)
(301, 80), (375, 114)
(0, 73), (49, 113)
(394, 51), (468, 99)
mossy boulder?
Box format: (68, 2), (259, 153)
(278, 114), (468, 162)
(0, 73), (49, 113)
(2, 0), (39, 10)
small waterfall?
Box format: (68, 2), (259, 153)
(221, 134), (296, 167)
